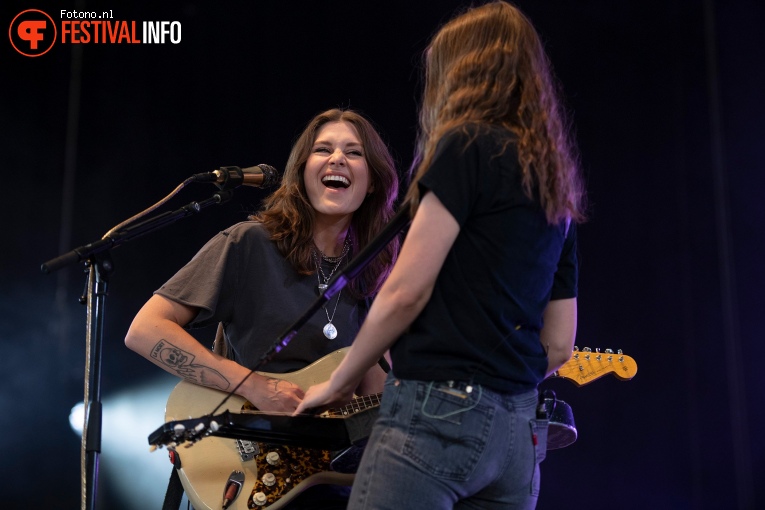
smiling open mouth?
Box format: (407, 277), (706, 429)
(322, 175), (350, 189)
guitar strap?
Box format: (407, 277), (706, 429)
(161, 467), (184, 510)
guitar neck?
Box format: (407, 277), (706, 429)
(328, 393), (382, 417)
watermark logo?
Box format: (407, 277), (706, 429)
(9, 9), (57, 57)
(9, 9), (181, 57)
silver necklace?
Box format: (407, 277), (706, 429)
(320, 289), (341, 340)
(313, 237), (350, 292)
(312, 242), (349, 340)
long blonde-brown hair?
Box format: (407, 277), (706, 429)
(254, 109), (400, 298)
(408, 1), (586, 224)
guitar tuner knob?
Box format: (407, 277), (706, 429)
(266, 451), (280, 465)
(617, 349), (623, 355)
(595, 348), (600, 353)
(605, 348), (614, 354)
(253, 492), (267, 506)
(573, 346), (579, 351)
(262, 472), (276, 486)
(582, 347), (592, 352)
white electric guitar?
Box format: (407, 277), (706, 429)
(156, 348), (380, 510)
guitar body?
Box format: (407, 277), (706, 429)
(165, 348), (356, 510)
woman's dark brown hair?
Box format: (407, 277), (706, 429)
(254, 108), (400, 298)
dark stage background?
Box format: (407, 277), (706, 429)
(2, 1), (764, 509)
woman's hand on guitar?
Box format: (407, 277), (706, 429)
(242, 376), (305, 413)
(293, 380), (352, 416)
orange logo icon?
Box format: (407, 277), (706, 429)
(9, 9), (57, 57)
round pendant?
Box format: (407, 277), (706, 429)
(323, 322), (338, 340)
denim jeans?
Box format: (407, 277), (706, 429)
(349, 372), (547, 510)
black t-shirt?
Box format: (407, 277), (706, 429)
(155, 221), (363, 373)
(390, 125), (578, 393)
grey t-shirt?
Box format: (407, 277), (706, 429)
(155, 221), (362, 374)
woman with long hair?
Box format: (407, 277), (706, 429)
(126, 108), (399, 509)
(297, 3), (586, 508)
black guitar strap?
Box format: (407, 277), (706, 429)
(161, 467), (184, 510)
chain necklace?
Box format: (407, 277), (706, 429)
(313, 237), (350, 292)
(312, 238), (350, 340)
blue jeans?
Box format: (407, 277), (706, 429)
(349, 373), (547, 509)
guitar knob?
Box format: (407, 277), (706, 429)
(253, 492), (267, 506)
(262, 472), (276, 486)
(266, 451), (280, 466)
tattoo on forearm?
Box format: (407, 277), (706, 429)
(150, 339), (230, 390)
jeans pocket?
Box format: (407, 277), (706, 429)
(528, 418), (549, 496)
(402, 382), (494, 481)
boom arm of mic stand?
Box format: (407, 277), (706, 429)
(41, 189), (235, 274)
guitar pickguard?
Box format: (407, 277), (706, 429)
(248, 444), (352, 508)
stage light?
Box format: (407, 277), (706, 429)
(69, 401), (85, 435)
(67, 375), (181, 509)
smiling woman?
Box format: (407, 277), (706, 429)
(257, 108), (400, 300)
(124, 108), (400, 509)
(303, 121), (374, 245)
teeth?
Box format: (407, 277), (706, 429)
(322, 175), (350, 188)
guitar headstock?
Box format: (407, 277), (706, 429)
(553, 346), (637, 386)
(149, 414), (221, 449)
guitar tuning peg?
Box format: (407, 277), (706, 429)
(617, 349), (623, 355)
(605, 348), (614, 354)
(573, 346), (579, 351)
(595, 348), (600, 353)
(582, 347), (592, 352)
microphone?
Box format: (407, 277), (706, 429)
(193, 164), (280, 190)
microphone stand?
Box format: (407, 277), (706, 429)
(41, 187), (237, 510)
